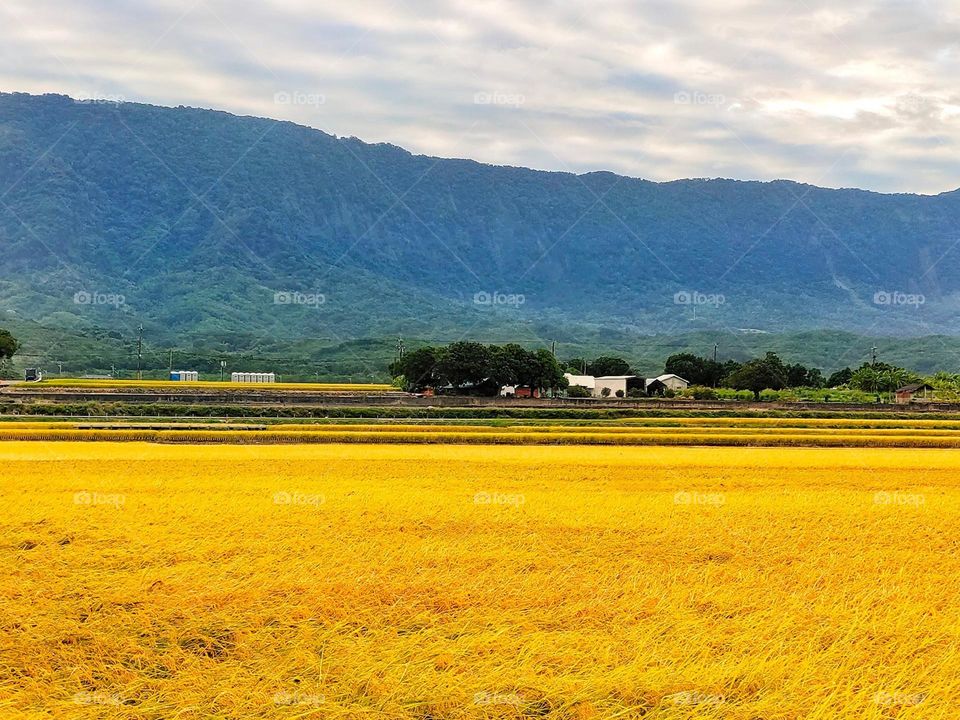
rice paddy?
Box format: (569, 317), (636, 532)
(2, 421), (958, 718)
(3, 416), (960, 447)
(19, 379), (395, 392)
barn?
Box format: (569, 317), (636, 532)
(894, 382), (933, 404)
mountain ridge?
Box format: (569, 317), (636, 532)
(51, 93), (960, 197)
(1, 91), (959, 369)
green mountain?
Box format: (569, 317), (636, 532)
(2, 92), (960, 375)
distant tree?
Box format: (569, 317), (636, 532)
(850, 366), (882, 395)
(826, 367), (854, 387)
(521, 349), (568, 394)
(849, 362), (917, 395)
(762, 352), (788, 376)
(726, 355), (788, 400)
(391, 346), (443, 391)
(600, 386), (612, 397)
(786, 363), (808, 388)
(539, 349), (569, 393)
(438, 341), (491, 390)
(567, 384), (592, 398)
(931, 371), (960, 391)
(0, 329), (18, 360)
(564, 357), (588, 374)
(718, 360), (743, 387)
(687, 385), (718, 400)
(0, 329), (20, 379)
(664, 352), (725, 387)
(807, 368), (826, 388)
(488, 344), (532, 388)
(587, 356), (631, 377)
(785, 363), (826, 388)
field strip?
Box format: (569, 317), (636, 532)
(16, 379), (396, 391)
(5, 427), (960, 447)
(267, 423), (960, 436)
(5, 440), (960, 467)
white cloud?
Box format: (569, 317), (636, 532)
(1, 0), (958, 193)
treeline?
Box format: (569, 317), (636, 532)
(389, 342), (567, 394)
(665, 352), (920, 399)
(389, 342), (924, 400)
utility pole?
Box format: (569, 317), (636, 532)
(551, 340), (557, 357)
(714, 343), (718, 363)
(168, 349), (174, 373)
(57, 361), (63, 376)
(871, 346), (878, 365)
(220, 360), (226, 382)
(396, 336), (406, 360)
(136, 324), (144, 380)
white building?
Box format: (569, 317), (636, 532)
(645, 374), (690, 393)
(230, 372), (276, 383)
(593, 375), (636, 397)
(564, 373), (596, 392)
(564, 372), (689, 398)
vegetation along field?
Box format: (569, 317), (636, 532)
(2, 441), (957, 719)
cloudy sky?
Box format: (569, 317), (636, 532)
(2, 0), (959, 193)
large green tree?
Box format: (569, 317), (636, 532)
(587, 356), (632, 376)
(0, 329), (18, 360)
(520, 349), (568, 394)
(726, 353), (788, 399)
(849, 362), (917, 395)
(390, 346), (444, 391)
(437, 341), (491, 390)
(0, 329), (18, 380)
(785, 362), (825, 388)
(664, 352), (725, 387)
(489, 344), (533, 387)
(826, 367), (854, 387)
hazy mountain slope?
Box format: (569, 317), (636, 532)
(1, 91), (959, 350)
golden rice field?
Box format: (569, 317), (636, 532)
(5, 417), (960, 446)
(20, 379), (395, 392)
(2, 441), (958, 719)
